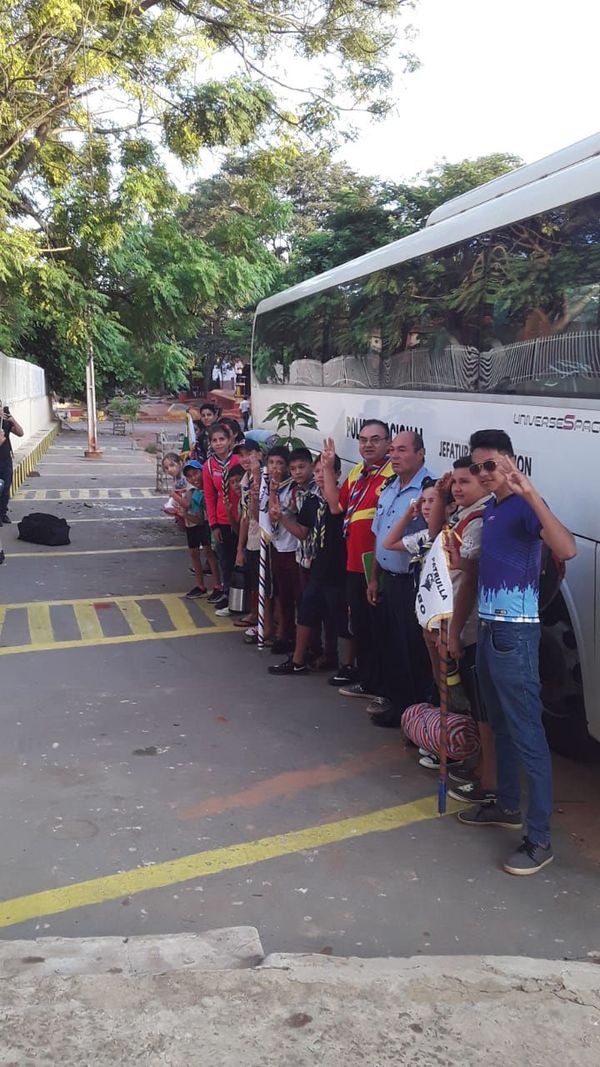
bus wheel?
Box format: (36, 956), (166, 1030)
(540, 592), (592, 761)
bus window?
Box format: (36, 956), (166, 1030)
(253, 192), (600, 399)
(481, 194), (600, 397)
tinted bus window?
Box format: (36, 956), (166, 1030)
(253, 193), (600, 398)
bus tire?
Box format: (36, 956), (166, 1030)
(540, 592), (594, 761)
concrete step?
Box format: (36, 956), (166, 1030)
(0, 928), (263, 981)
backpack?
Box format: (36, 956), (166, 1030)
(17, 512), (71, 546)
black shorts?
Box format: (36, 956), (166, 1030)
(186, 523), (210, 550)
(245, 548), (259, 592)
(297, 575), (350, 638)
(461, 642), (487, 723)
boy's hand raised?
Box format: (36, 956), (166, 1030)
(497, 456), (534, 498)
(268, 497), (282, 523)
(321, 437), (336, 470)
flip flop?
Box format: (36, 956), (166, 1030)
(233, 617), (257, 627)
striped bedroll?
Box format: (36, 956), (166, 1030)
(401, 702), (479, 760)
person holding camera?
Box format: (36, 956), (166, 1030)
(0, 406), (24, 524)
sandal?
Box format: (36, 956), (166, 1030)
(234, 616), (257, 628)
(243, 630), (273, 646)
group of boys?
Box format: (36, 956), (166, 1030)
(170, 409), (576, 878)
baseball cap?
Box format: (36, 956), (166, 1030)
(182, 459), (203, 471)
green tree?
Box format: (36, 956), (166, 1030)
(0, 0), (417, 393)
(288, 153), (523, 280)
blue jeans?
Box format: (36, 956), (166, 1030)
(476, 620), (552, 846)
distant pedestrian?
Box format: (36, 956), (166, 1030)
(239, 397), (251, 431)
(211, 361), (222, 389)
(0, 405), (24, 524)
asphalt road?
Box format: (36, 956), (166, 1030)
(1, 427), (599, 961)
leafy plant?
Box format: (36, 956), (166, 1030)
(263, 401), (319, 449)
(109, 394), (142, 432)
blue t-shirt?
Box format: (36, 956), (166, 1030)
(478, 494), (543, 623)
(189, 488), (206, 520)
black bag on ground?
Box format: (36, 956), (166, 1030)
(17, 512), (71, 546)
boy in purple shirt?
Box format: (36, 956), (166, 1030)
(457, 429), (576, 876)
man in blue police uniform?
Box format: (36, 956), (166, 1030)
(368, 430), (437, 727)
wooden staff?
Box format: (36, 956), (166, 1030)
(438, 615), (449, 815)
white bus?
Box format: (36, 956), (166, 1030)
(250, 133), (600, 756)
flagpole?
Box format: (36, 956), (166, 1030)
(438, 615), (449, 815)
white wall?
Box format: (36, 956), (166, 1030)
(0, 352), (53, 444)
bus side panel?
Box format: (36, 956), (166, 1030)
(252, 383), (600, 742)
(553, 538), (598, 742)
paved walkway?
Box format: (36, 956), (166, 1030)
(0, 426), (599, 962)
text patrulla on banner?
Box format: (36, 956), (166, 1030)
(415, 530), (454, 631)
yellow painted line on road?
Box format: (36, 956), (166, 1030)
(162, 593), (195, 630)
(115, 597), (153, 634)
(66, 516), (171, 524)
(0, 592), (233, 655)
(0, 624), (230, 657)
(39, 462), (152, 467)
(0, 592), (194, 610)
(0, 796), (458, 929)
(26, 604), (53, 644)
(15, 487), (160, 501)
(72, 603), (104, 641)
(8, 546), (186, 559)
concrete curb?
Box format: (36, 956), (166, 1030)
(0, 932), (599, 1065)
(11, 421), (60, 494)
(0, 928), (263, 981)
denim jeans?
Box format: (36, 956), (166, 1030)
(0, 458), (12, 517)
(476, 620), (552, 846)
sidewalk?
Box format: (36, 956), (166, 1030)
(0, 931), (598, 1065)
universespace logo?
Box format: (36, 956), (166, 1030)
(513, 412), (600, 434)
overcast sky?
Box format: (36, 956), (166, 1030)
(340, 0), (600, 181)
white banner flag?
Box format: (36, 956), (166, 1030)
(415, 530), (454, 631)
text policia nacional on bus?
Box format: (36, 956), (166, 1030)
(345, 414), (534, 476)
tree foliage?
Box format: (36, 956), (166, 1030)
(0, 0), (417, 394)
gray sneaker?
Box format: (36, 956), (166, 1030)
(457, 802), (523, 830)
(503, 837), (554, 876)
(448, 780), (497, 804)
(338, 682), (377, 699)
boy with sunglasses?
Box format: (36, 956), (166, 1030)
(457, 429), (576, 876)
